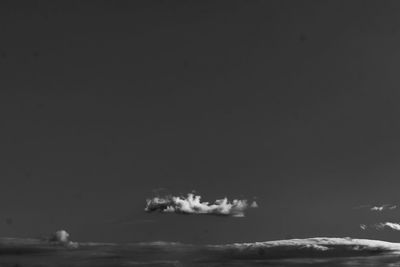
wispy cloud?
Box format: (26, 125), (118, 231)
(145, 193), (258, 217)
(360, 222), (400, 231)
(353, 204), (397, 212)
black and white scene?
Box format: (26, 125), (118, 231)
(2, 1), (400, 266)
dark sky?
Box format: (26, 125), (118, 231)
(2, 0), (400, 244)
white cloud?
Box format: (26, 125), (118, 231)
(360, 222), (400, 231)
(50, 230), (70, 243)
(207, 237), (400, 259)
(371, 205), (397, 211)
(354, 204), (397, 212)
(376, 222), (400, 231)
(48, 230), (79, 248)
(145, 193), (258, 217)
(250, 201), (258, 208)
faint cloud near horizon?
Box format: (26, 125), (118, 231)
(360, 222), (400, 231)
(353, 204), (397, 212)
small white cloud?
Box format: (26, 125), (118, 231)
(48, 230), (79, 248)
(250, 201), (258, 208)
(371, 205), (397, 211)
(361, 222), (400, 231)
(353, 204), (397, 212)
(376, 222), (400, 231)
(50, 230), (70, 243)
(145, 193), (258, 217)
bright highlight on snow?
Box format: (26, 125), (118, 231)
(144, 193), (258, 217)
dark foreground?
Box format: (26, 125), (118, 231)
(1, 237), (400, 266)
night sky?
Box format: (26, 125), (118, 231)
(2, 0), (400, 244)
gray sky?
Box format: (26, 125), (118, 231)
(1, 0), (400, 244)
